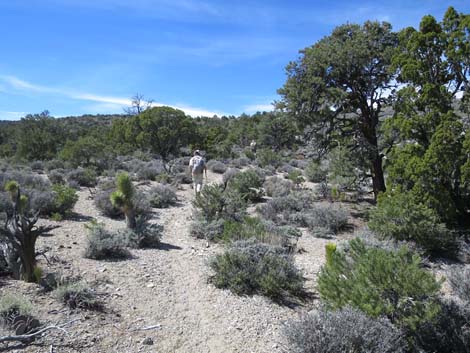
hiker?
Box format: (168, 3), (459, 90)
(189, 150), (207, 195)
(250, 139), (257, 153)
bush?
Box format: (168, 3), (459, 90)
(304, 160), (328, 182)
(0, 294), (39, 334)
(83, 222), (130, 260)
(54, 282), (102, 310)
(121, 215), (163, 248)
(190, 218), (226, 241)
(221, 217), (300, 250)
(448, 265), (470, 303)
(302, 203), (348, 235)
(67, 168), (97, 187)
(192, 184), (247, 223)
(369, 191), (457, 255)
(263, 177), (292, 197)
(222, 168), (239, 186)
(135, 160), (165, 181)
(48, 169), (66, 184)
(227, 169), (264, 202)
(51, 184), (78, 216)
(148, 184), (177, 208)
(318, 238), (442, 333)
(413, 298), (470, 353)
(287, 169), (305, 186)
(207, 160), (227, 174)
(258, 191), (316, 225)
(210, 240), (304, 301)
(284, 307), (406, 353)
(256, 148), (282, 168)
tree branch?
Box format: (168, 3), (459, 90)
(0, 319), (80, 343)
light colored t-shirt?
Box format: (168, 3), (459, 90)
(189, 156), (205, 174)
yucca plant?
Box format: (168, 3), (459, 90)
(110, 173), (136, 229)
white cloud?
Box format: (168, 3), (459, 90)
(0, 75), (224, 117)
(243, 102), (274, 114)
(0, 110), (26, 120)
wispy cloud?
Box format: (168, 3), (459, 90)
(0, 75), (225, 117)
(243, 103), (274, 114)
(0, 110), (27, 120)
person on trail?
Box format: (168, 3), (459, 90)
(250, 139), (257, 153)
(189, 150), (207, 195)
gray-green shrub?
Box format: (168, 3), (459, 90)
(148, 184), (177, 208)
(83, 222), (130, 260)
(284, 307), (406, 353)
(210, 239), (304, 301)
(227, 169), (264, 202)
(54, 282), (102, 310)
(448, 265), (470, 303)
(263, 176), (292, 197)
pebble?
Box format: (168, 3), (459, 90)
(142, 337), (154, 345)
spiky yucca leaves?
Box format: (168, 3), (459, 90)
(110, 173), (136, 229)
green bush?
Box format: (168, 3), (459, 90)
(52, 184), (78, 216)
(263, 176), (292, 197)
(227, 169), (264, 202)
(83, 222), (130, 260)
(189, 218), (226, 241)
(121, 215), (163, 249)
(148, 184), (177, 208)
(0, 294), (38, 333)
(369, 191), (457, 255)
(210, 240), (304, 301)
(54, 282), (102, 310)
(67, 168), (97, 187)
(256, 148), (283, 168)
(318, 238), (442, 333)
(304, 160), (328, 182)
(287, 169), (305, 187)
(284, 307), (406, 353)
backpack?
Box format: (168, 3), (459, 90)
(192, 156), (205, 174)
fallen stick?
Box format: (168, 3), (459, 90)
(129, 324), (161, 332)
(0, 318), (80, 343)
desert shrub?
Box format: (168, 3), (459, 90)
(45, 159), (66, 171)
(256, 148), (282, 168)
(67, 168), (97, 187)
(302, 203), (348, 235)
(190, 218), (226, 241)
(230, 157), (250, 168)
(222, 168), (239, 185)
(174, 173), (192, 184)
(222, 217), (300, 250)
(369, 191), (457, 255)
(0, 294), (33, 319)
(244, 149), (255, 161)
(0, 170), (50, 191)
(47, 169), (66, 184)
(51, 184), (78, 216)
(289, 159), (308, 169)
(448, 265), (470, 303)
(120, 215), (163, 248)
(284, 307), (406, 353)
(155, 173), (173, 184)
(287, 169), (305, 187)
(25, 189), (56, 215)
(318, 238), (442, 333)
(413, 298), (470, 353)
(208, 160), (227, 174)
(258, 191), (316, 225)
(278, 163), (295, 174)
(148, 184), (177, 208)
(304, 160), (328, 182)
(263, 177), (292, 197)
(83, 222), (130, 260)
(135, 160), (165, 181)
(0, 294), (39, 334)
(54, 282), (102, 310)
(30, 160), (45, 171)
(210, 240), (304, 300)
(192, 184), (247, 223)
(227, 169), (264, 202)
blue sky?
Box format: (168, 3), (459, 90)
(0, 0), (468, 119)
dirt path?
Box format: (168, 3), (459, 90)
(1, 171), (335, 353)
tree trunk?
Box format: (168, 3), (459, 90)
(20, 238), (37, 282)
(125, 209), (137, 229)
(371, 152), (386, 201)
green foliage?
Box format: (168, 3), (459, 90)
(54, 282), (102, 310)
(257, 113), (299, 151)
(83, 221), (130, 260)
(210, 240), (304, 301)
(32, 266), (43, 284)
(284, 307), (406, 353)
(0, 294), (33, 323)
(369, 191), (457, 255)
(51, 184), (78, 216)
(4, 180), (19, 194)
(325, 243), (336, 265)
(278, 21), (396, 197)
(227, 169), (264, 202)
(109, 106), (198, 161)
(111, 172), (136, 228)
(304, 161), (327, 183)
(59, 136), (106, 168)
(263, 176), (292, 197)
(287, 170), (304, 187)
(256, 148), (282, 168)
(318, 238), (442, 333)
(116, 172), (133, 200)
(121, 215), (163, 249)
(148, 184), (177, 208)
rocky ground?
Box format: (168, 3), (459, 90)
(0, 171), (366, 353)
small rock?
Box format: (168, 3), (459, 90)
(142, 337), (154, 345)
(146, 283), (155, 288)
